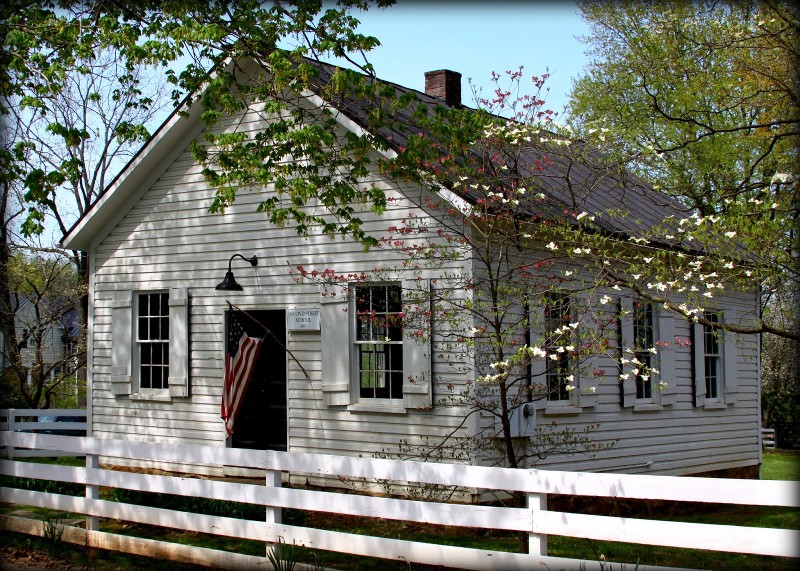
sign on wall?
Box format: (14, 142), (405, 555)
(287, 308), (321, 331)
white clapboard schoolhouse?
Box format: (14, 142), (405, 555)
(61, 60), (762, 481)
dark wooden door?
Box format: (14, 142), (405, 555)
(230, 310), (287, 451)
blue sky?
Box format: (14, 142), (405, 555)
(345, 1), (590, 114)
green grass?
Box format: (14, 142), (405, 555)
(2, 450), (797, 570)
(761, 449), (800, 481)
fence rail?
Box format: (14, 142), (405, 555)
(0, 429), (798, 570)
(762, 427), (777, 448)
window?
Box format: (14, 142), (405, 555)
(110, 288), (188, 398)
(703, 311), (721, 401)
(319, 281), (431, 410)
(544, 292), (572, 402)
(633, 301), (655, 401)
(355, 285), (403, 400)
(692, 309), (738, 408)
(619, 296), (676, 408)
(531, 291), (597, 411)
(136, 292), (169, 391)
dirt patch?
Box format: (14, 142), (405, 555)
(0, 545), (85, 570)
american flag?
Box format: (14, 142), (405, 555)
(221, 310), (263, 437)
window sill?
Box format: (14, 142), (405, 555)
(542, 404), (582, 416)
(348, 402), (407, 415)
(130, 393), (173, 403)
(703, 402), (728, 410)
(632, 403), (663, 412)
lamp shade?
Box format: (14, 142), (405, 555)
(215, 271), (244, 291)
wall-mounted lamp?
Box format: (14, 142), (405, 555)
(215, 254), (258, 291)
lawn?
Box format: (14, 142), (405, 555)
(1, 450), (797, 570)
(761, 449), (800, 480)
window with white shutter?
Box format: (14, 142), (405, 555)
(109, 288), (189, 399)
(619, 297), (676, 409)
(319, 281), (431, 411)
(529, 291), (597, 413)
(693, 310), (738, 408)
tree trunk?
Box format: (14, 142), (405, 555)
(0, 181), (23, 402)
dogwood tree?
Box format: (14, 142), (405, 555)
(286, 67), (772, 474)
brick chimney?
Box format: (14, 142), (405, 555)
(424, 69), (462, 107)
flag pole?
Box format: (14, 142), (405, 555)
(226, 301), (311, 379)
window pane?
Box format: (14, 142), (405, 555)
(703, 311), (721, 400)
(388, 286), (402, 312)
(373, 349), (386, 387)
(633, 302), (653, 349)
(373, 286), (388, 313)
(360, 347), (373, 378)
(636, 353), (652, 399)
(633, 301), (655, 400)
(357, 317), (370, 341)
(356, 285), (404, 400)
(390, 370), (403, 399)
(154, 314), (162, 340)
(141, 344), (152, 365)
(373, 318), (387, 341)
(140, 361), (151, 389)
(155, 342), (167, 365)
(137, 293), (170, 391)
(388, 343), (402, 372)
(544, 292), (572, 401)
(705, 356), (718, 399)
(704, 312), (720, 355)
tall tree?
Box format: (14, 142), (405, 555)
(2, 250), (84, 409)
(1, 89), (30, 406)
(3, 0), (396, 241)
(12, 48), (170, 239)
(2, 5), (174, 402)
(1, 0), (396, 406)
(566, 0), (799, 342)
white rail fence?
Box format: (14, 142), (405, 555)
(0, 429), (798, 571)
(0, 409), (87, 458)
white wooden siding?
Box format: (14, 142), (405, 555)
(89, 103), (474, 474)
(524, 290), (760, 474)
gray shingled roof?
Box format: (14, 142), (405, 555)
(308, 59), (694, 248)
(64, 56), (698, 253)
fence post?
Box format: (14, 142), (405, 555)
(264, 450), (282, 547)
(85, 450), (99, 532)
(528, 491), (548, 556)
(7, 409), (15, 460)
